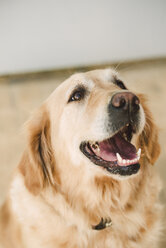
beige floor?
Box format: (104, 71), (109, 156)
(0, 60), (166, 246)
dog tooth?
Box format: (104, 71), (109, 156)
(92, 142), (99, 151)
(96, 146), (100, 153)
(137, 148), (141, 158)
(96, 143), (100, 152)
(123, 159), (126, 164)
(116, 153), (122, 163)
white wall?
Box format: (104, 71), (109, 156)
(0, 0), (166, 75)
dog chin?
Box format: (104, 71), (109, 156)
(104, 167), (141, 181)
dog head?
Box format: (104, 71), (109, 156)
(19, 69), (160, 194)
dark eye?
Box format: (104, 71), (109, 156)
(115, 79), (127, 90)
(68, 90), (85, 102)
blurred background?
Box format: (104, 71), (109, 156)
(0, 0), (166, 246)
(0, 0), (166, 73)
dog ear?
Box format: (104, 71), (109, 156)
(19, 105), (59, 194)
(137, 94), (160, 165)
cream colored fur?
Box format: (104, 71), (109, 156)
(0, 69), (162, 248)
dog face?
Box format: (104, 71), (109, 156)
(20, 69), (160, 194)
(49, 69), (145, 178)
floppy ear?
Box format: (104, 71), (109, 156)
(19, 105), (59, 194)
(137, 94), (160, 165)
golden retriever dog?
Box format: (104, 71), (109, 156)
(0, 69), (162, 248)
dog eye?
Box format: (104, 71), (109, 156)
(68, 90), (85, 102)
(115, 79), (127, 90)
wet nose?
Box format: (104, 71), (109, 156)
(111, 92), (140, 113)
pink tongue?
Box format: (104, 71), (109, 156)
(97, 133), (137, 162)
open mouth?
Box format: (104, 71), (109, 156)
(80, 124), (141, 176)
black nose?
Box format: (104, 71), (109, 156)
(108, 92), (140, 132)
(111, 92), (140, 113)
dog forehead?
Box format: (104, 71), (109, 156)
(48, 68), (117, 105)
(65, 68), (117, 91)
(69, 68), (117, 86)
(84, 68), (117, 82)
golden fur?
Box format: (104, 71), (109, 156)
(0, 69), (162, 248)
